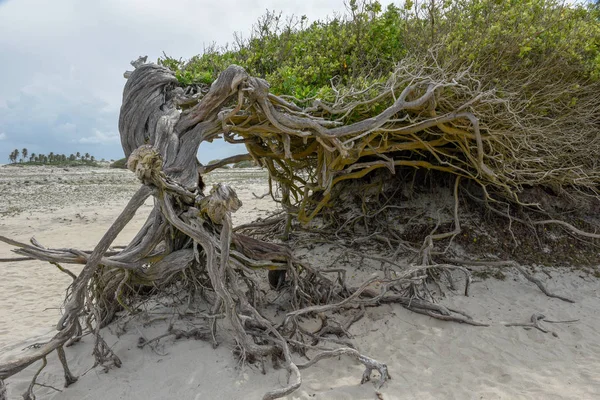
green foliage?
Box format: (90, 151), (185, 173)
(153, 1), (600, 209)
(6, 149), (101, 167)
(435, 1), (600, 77)
(8, 149), (18, 164)
(233, 160), (256, 168)
(110, 158), (128, 169)
(160, 2), (411, 97)
(159, 0), (599, 110)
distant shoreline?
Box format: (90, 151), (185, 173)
(1, 161), (105, 168)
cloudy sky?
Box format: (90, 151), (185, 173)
(0, 0), (375, 163)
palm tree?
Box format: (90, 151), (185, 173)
(48, 152), (55, 163)
(90, 156), (95, 162)
(21, 148), (28, 163)
(29, 153), (36, 162)
(76, 152), (81, 160)
(13, 149), (19, 164)
(84, 152), (90, 161)
(8, 150), (16, 164)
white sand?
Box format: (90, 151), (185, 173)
(1, 165), (599, 399)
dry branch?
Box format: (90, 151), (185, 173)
(505, 313), (562, 338)
(199, 153), (253, 174)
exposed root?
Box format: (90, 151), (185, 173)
(23, 356), (47, 400)
(0, 379), (5, 400)
(56, 346), (77, 387)
(0, 56), (594, 399)
(296, 348), (390, 388)
(505, 313), (561, 338)
(512, 265), (575, 304)
(137, 326), (211, 349)
(447, 259), (575, 304)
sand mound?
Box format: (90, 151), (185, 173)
(1, 165), (599, 399)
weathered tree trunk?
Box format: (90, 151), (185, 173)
(0, 60), (395, 400)
(1, 54), (594, 399)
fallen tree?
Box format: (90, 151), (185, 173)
(0, 53), (598, 399)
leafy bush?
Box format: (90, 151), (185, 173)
(110, 158), (128, 169)
(159, 0), (600, 200)
(233, 160), (255, 168)
(160, 0), (600, 98)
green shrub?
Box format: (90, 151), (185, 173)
(159, 1), (599, 198)
(233, 160), (255, 168)
(110, 158), (128, 169)
(160, 0), (600, 100)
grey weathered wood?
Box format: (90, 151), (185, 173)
(0, 321), (76, 380)
(199, 153), (253, 174)
(57, 186), (151, 330)
(119, 62), (249, 189)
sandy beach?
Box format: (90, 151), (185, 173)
(1, 165), (599, 399)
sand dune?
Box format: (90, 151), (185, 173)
(1, 165), (599, 399)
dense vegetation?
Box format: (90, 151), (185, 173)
(158, 0), (600, 222)
(7, 148), (99, 166)
(109, 158), (127, 168)
(161, 0), (600, 101)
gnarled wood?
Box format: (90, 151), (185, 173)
(1, 54), (596, 400)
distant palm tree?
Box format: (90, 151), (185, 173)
(48, 152), (55, 163)
(29, 153), (36, 162)
(13, 149), (19, 163)
(21, 148), (28, 162)
(84, 152), (90, 161)
(76, 152), (81, 160)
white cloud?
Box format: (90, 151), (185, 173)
(55, 122), (77, 133)
(78, 129), (119, 144)
(0, 132), (6, 140)
(0, 0), (384, 160)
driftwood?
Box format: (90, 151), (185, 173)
(0, 55), (596, 399)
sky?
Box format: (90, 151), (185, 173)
(0, 0), (377, 163)
(0, 0), (592, 164)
